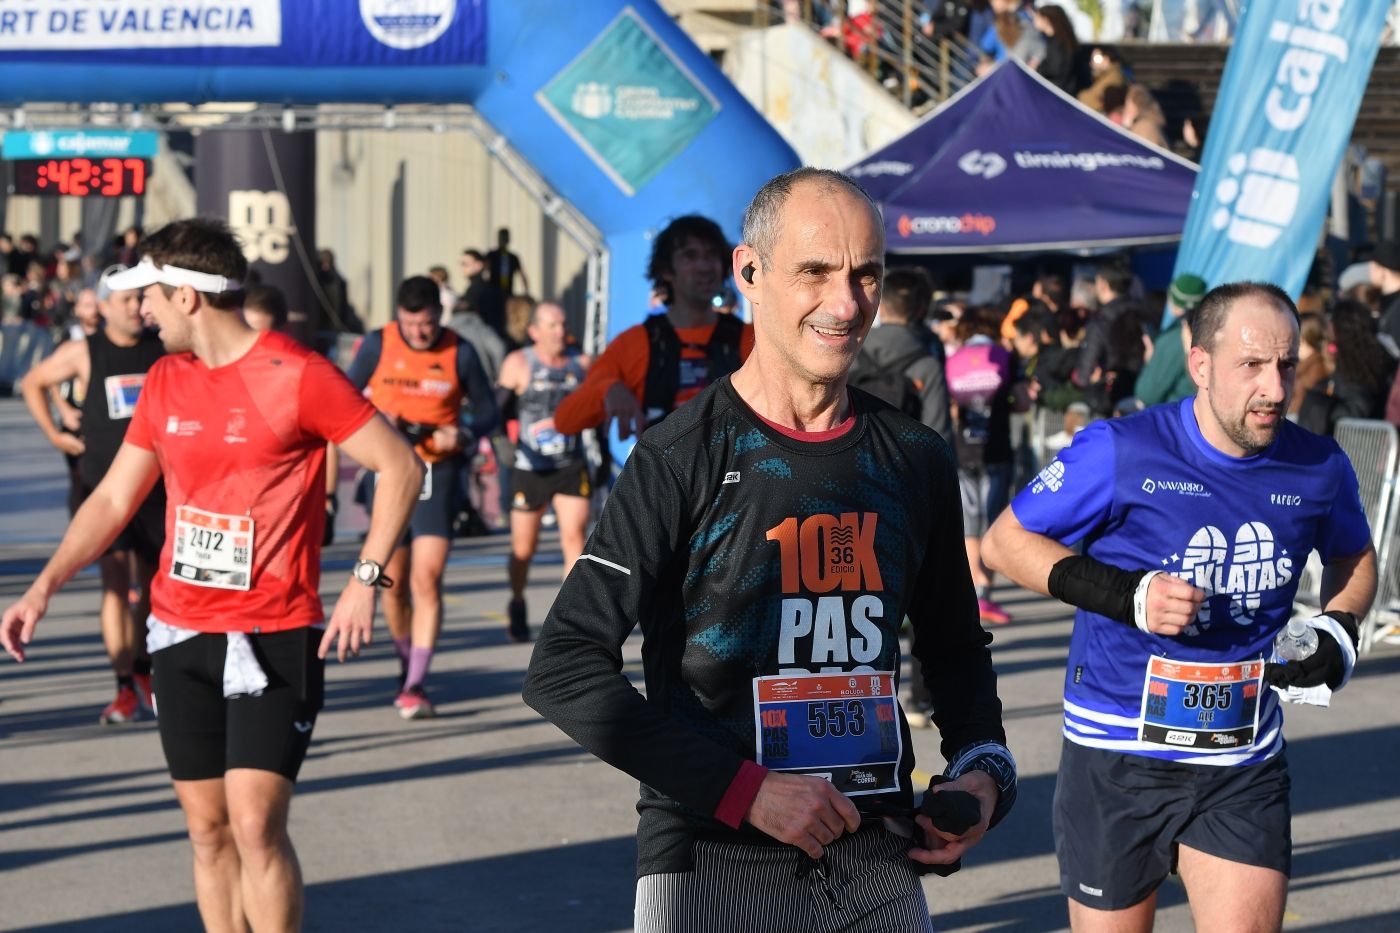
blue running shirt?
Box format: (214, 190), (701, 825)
(1012, 398), (1371, 766)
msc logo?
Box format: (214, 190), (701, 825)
(957, 149), (1007, 179)
(766, 513), (883, 594)
(229, 191), (296, 265)
(1210, 149), (1300, 250)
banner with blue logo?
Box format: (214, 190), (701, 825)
(0, 1), (485, 67)
(536, 8), (720, 196)
(1173, 0), (1390, 298)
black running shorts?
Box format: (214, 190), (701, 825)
(1053, 738), (1291, 911)
(152, 627), (325, 782)
(77, 482), (165, 564)
(511, 461), (590, 512)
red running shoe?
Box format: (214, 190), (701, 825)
(133, 673), (157, 717)
(99, 686), (143, 725)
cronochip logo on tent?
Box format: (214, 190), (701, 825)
(360, 0), (455, 50)
(896, 213), (997, 237)
(537, 8), (720, 195)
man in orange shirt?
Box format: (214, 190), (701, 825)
(554, 215), (754, 440)
(347, 276), (499, 718)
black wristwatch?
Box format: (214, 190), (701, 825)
(352, 558), (393, 589)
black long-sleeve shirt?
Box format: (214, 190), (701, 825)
(523, 377), (1007, 876)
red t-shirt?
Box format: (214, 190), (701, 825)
(125, 331), (377, 633)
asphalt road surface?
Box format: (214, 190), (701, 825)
(1, 398), (1397, 932)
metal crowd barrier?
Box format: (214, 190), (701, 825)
(1296, 418), (1400, 654)
(0, 322), (56, 395)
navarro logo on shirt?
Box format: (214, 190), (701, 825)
(1142, 477), (1210, 497)
(766, 513), (886, 673)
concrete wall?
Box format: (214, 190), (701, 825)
(721, 23), (916, 169)
(313, 116), (591, 330)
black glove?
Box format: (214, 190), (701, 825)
(912, 775), (983, 877)
(1263, 611), (1359, 691)
(323, 492), (338, 548)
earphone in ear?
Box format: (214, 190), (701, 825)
(741, 264), (755, 284)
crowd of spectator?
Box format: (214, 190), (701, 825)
(928, 247), (1400, 452)
(0, 227), (140, 332)
(783, 1), (1198, 158)
(853, 243), (1400, 626)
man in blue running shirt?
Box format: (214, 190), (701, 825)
(984, 282), (1376, 933)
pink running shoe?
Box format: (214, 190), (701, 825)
(394, 686), (436, 721)
(978, 598), (1012, 625)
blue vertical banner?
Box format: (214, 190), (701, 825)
(1173, 0), (1390, 298)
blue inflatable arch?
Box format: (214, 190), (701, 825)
(0, 0), (799, 343)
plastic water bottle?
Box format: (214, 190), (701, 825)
(1273, 619), (1318, 662)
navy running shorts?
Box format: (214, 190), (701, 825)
(360, 456), (461, 542)
(1053, 738), (1291, 911)
(153, 627), (325, 782)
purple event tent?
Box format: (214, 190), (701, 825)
(848, 59), (1198, 254)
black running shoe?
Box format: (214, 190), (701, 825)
(507, 598), (531, 643)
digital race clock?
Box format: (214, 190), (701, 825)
(11, 158), (150, 197)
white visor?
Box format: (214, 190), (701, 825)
(104, 257), (242, 295)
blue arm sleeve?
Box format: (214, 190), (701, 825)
(1010, 420), (1117, 546)
(457, 340), (500, 439)
(344, 331), (382, 391)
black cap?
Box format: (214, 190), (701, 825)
(1373, 240), (1400, 273)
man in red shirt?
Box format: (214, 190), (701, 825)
(1, 218), (422, 933)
